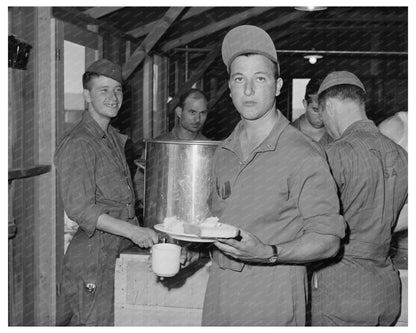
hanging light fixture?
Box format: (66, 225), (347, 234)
(294, 6), (327, 11)
(304, 54), (323, 64)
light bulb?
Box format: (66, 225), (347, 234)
(309, 56), (317, 64)
(304, 54), (323, 64)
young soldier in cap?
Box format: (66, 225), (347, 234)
(292, 77), (332, 145)
(200, 25), (345, 326)
(311, 71), (408, 326)
(54, 59), (158, 325)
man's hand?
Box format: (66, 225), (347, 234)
(180, 245), (200, 268)
(214, 229), (272, 263)
(130, 226), (159, 248)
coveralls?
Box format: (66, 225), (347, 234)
(202, 110), (345, 326)
(55, 112), (137, 325)
(311, 120), (408, 326)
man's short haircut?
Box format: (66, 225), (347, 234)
(82, 72), (100, 90)
(229, 53), (280, 80)
(304, 77), (322, 102)
(178, 88), (208, 109)
(318, 84), (366, 107)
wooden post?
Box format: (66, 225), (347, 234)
(33, 7), (57, 325)
(143, 55), (153, 139)
(167, 48), (220, 116)
(152, 54), (169, 137)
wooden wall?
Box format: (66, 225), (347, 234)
(9, 7), (58, 325)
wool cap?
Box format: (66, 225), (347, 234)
(221, 25), (278, 72)
(85, 59), (123, 84)
(318, 71), (366, 95)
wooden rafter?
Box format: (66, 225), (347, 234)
(261, 10), (307, 32)
(122, 7), (185, 80)
(82, 7), (123, 19)
(127, 7), (212, 38)
(160, 7), (274, 52)
(52, 7), (138, 43)
(168, 47), (220, 115)
(208, 81), (229, 109)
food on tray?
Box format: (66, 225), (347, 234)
(162, 216), (239, 238)
(163, 216), (184, 233)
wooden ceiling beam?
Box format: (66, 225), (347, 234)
(168, 48), (220, 115)
(52, 7), (139, 43)
(127, 7), (212, 38)
(208, 81), (229, 109)
(261, 10), (307, 32)
(182, 7), (213, 20)
(82, 7), (123, 19)
(160, 7), (274, 52)
(122, 7), (185, 80)
(300, 14), (407, 23)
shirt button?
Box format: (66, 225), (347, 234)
(267, 144), (271, 148)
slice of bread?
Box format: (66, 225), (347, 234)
(183, 221), (239, 238)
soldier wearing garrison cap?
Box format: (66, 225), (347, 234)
(197, 25), (345, 326)
(311, 71), (407, 325)
(54, 59), (158, 325)
(291, 76), (333, 145)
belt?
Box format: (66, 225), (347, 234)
(344, 238), (390, 263)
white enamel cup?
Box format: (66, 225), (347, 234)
(151, 243), (181, 277)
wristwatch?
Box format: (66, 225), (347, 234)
(268, 245), (279, 264)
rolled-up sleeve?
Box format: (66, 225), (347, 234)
(292, 152), (346, 239)
(56, 138), (108, 237)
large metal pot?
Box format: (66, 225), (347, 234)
(143, 139), (221, 228)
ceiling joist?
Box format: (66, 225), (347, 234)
(127, 7), (212, 38)
(52, 7), (139, 43)
(122, 7), (185, 80)
(208, 81), (229, 109)
(82, 7), (123, 19)
(160, 7), (274, 52)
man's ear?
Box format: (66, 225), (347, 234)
(325, 99), (336, 117)
(82, 89), (91, 104)
(275, 78), (283, 97)
(302, 99), (308, 109)
(175, 106), (182, 119)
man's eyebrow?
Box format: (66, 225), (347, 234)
(188, 108), (207, 112)
(231, 71), (271, 76)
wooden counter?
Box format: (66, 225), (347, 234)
(114, 247), (407, 326)
(114, 248), (210, 326)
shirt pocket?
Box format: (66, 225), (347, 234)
(95, 162), (132, 204)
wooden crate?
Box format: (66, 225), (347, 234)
(115, 252), (210, 326)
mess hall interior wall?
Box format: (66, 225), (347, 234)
(8, 7), (137, 325)
(8, 7), (57, 325)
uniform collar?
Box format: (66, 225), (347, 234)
(221, 109), (290, 154)
(171, 125), (203, 140)
(82, 111), (124, 141)
(341, 119), (376, 139)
